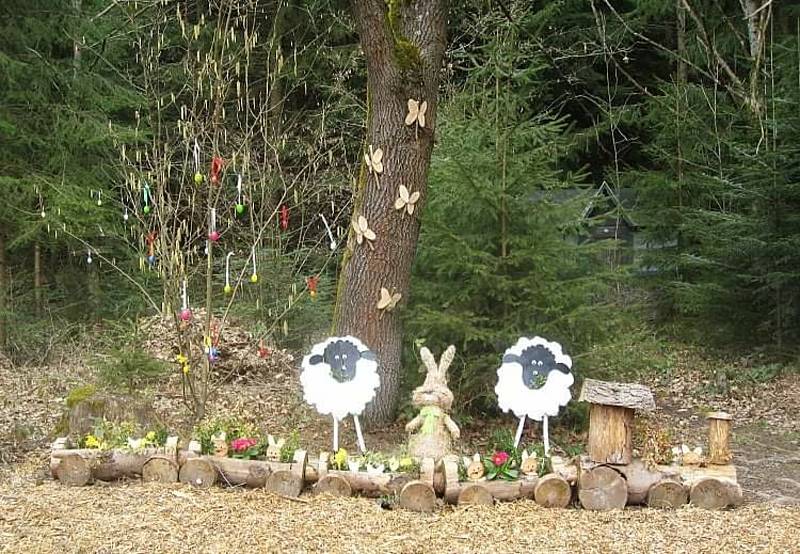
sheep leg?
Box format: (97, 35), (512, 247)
(513, 415), (526, 448)
(353, 415), (367, 453)
(543, 415), (550, 456)
(333, 416), (339, 452)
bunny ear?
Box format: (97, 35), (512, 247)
(420, 346), (437, 374)
(268, 434), (276, 446)
(473, 453), (481, 462)
(438, 345), (456, 375)
(276, 438), (286, 447)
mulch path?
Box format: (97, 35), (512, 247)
(0, 481), (798, 554)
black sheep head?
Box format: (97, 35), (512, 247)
(503, 344), (570, 390)
(309, 339), (375, 383)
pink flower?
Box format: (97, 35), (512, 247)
(230, 437), (258, 452)
(492, 451), (510, 466)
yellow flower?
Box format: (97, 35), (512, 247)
(175, 353), (188, 364)
(399, 457), (414, 469)
(333, 448), (348, 469)
(84, 434), (101, 449)
(182, 363), (190, 375)
(145, 431), (156, 442)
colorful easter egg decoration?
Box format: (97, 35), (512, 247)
(224, 251), (234, 295)
(193, 139), (204, 183)
(142, 182), (151, 214)
(307, 275), (319, 299)
(249, 245), (258, 284)
(208, 208), (220, 242)
(210, 156), (224, 185)
(257, 339), (270, 359)
(86, 248), (93, 265)
(280, 204), (289, 230)
(180, 279), (192, 321)
(235, 174), (245, 215)
(319, 213), (336, 251)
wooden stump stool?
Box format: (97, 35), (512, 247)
(399, 481), (436, 512)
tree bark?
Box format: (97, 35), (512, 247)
(336, 0), (447, 425)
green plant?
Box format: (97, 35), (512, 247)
(78, 419), (137, 450)
(193, 417), (259, 456)
(279, 430), (300, 463)
(96, 348), (169, 393)
(483, 450), (518, 481)
(66, 385), (97, 409)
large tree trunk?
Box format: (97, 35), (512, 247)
(335, 0), (447, 425)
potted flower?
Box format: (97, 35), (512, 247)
(483, 450), (519, 481)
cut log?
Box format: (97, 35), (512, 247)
(265, 470), (304, 497)
(51, 447), (177, 482)
(179, 457), (217, 489)
(399, 480), (436, 512)
(457, 483), (493, 506)
(613, 459), (674, 505)
(206, 456), (273, 488)
(587, 404), (634, 464)
(580, 379), (655, 465)
(534, 473), (571, 508)
(690, 477), (742, 509)
(707, 412), (733, 465)
(326, 470), (414, 498)
(142, 455), (178, 483)
(579, 465), (628, 510)
(445, 478), (537, 504)
(647, 479), (688, 508)
(315, 474), (352, 497)
(54, 453), (92, 486)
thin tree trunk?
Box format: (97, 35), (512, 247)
(676, 0), (687, 86)
(335, 0), (447, 424)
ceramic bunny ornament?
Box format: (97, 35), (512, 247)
(266, 435), (285, 461)
(406, 345), (461, 460)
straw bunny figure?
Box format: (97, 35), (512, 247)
(406, 345), (460, 460)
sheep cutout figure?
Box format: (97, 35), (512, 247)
(301, 336), (380, 453)
(405, 345), (460, 460)
(494, 336), (574, 455)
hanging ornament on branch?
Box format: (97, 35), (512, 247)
(235, 174), (245, 215)
(319, 213), (336, 251)
(210, 156), (224, 185)
(145, 231), (157, 267)
(280, 204), (289, 231)
(142, 182), (152, 214)
(224, 251), (234, 295)
(257, 339), (271, 359)
(250, 245), (258, 283)
(208, 208), (220, 242)
(92, 189), (103, 206)
(180, 279), (192, 322)
(86, 248), (93, 265)
(306, 275), (319, 299)
(193, 139), (204, 184)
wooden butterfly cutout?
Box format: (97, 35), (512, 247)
(377, 287), (402, 312)
(405, 98), (427, 139)
(364, 145), (384, 185)
(394, 185), (420, 216)
(352, 215), (376, 248)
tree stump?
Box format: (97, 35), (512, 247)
(315, 474), (352, 497)
(646, 479), (688, 508)
(579, 466), (628, 510)
(54, 453), (92, 486)
(142, 455), (178, 483)
(398, 481), (436, 512)
(265, 470), (304, 497)
(179, 458), (216, 489)
(707, 412), (733, 465)
(689, 478), (740, 510)
(579, 379), (655, 465)
(533, 473), (571, 508)
(457, 484), (493, 506)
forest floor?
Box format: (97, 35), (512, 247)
(0, 344), (799, 553)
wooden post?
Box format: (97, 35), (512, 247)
(707, 412), (733, 465)
(579, 379), (655, 465)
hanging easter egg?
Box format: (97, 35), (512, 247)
(143, 204), (151, 215)
(180, 308), (192, 322)
(307, 275), (319, 299)
(180, 279), (192, 321)
(194, 172), (205, 184)
(210, 156), (224, 185)
(250, 273), (258, 284)
(280, 204), (289, 230)
(208, 230), (220, 242)
(224, 284), (232, 295)
(236, 203), (245, 215)
(249, 245), (258, 283)
(208, 208), (219, 241)
(147, 254), (156, 267)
